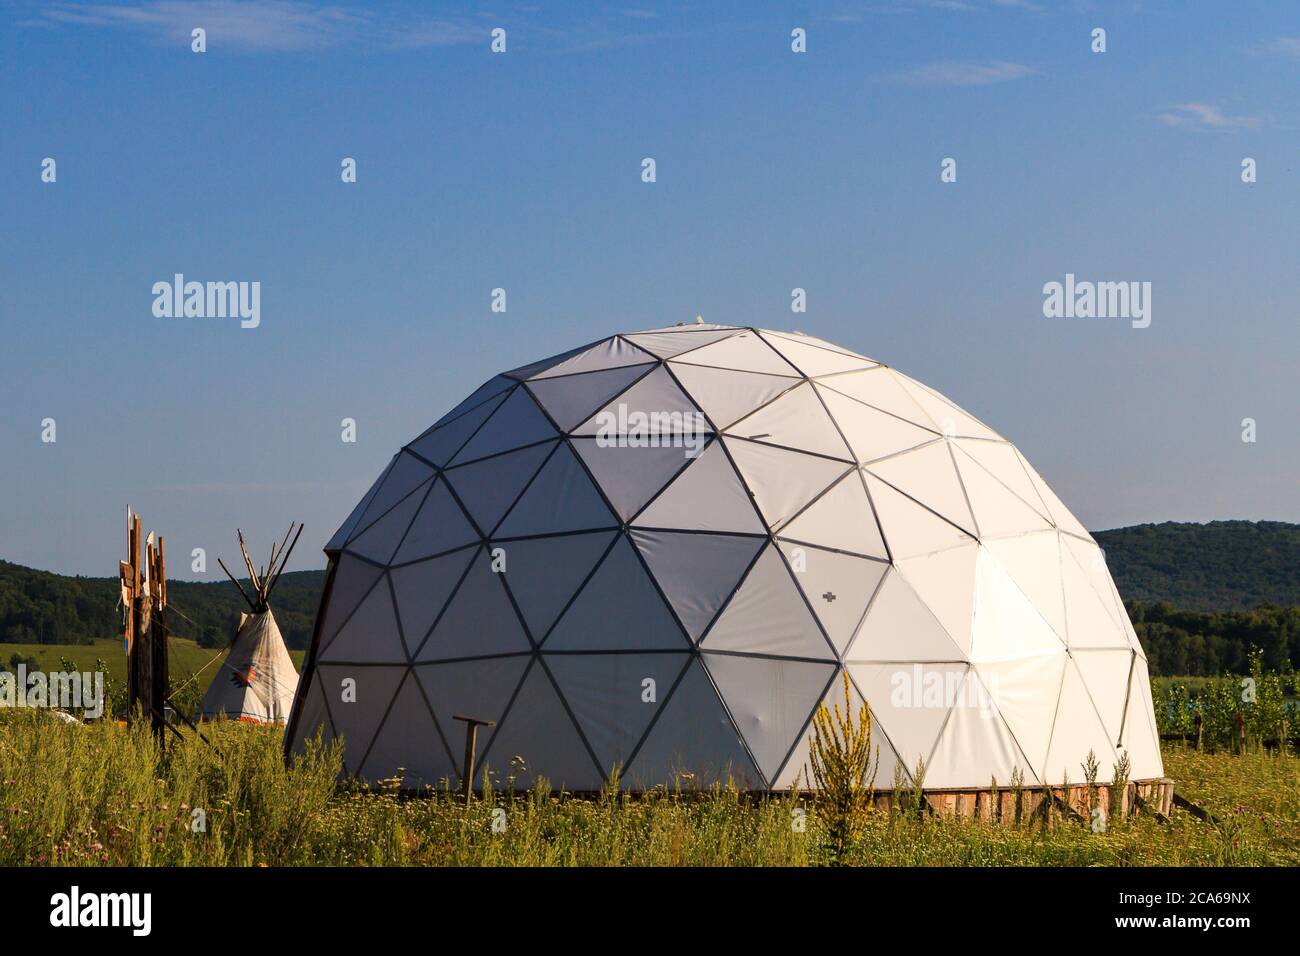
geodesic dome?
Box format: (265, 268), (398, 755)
(286, 325), (1164, 792)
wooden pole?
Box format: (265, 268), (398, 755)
(453, 714), (495, 801)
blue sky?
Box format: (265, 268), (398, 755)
(3, 0), (1298, 578)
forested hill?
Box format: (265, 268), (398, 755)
(1093, 520), (1300, 610)
(1, 521), (1299, 661)
(0, 562), (323, 650)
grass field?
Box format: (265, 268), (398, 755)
(0, 710), (1293, 867)
(0, 639), (306, 712)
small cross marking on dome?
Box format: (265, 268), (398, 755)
(822, 591), (836, 603)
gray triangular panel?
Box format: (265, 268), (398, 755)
(314, 664), (407, 775)
(442, 441), (556, 536)
(390, 547), (478, 656)
(497, 531), (617, 641)
(704, 654), (836, 783)
(546, 653), (691, 779)
(701, 544), (835, 659)
(392, 479), (479, 564)
(527, 364), (654, 431)
(317, 575), (406, 664)
(358, 671), (452, 788)
(415, 547), (532, 661)
(571, 438), (695, 521)
(480, 663), (602, 790)
(630, 530), (766, 641)
(623, 658), (761, 789)
(407, 392), (509, 467)
(495, 443), (618, 538)
(449, 387), (557, 465)
(545, 533), (690, 650)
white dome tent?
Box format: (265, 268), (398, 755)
(285, 325), (1163, 792)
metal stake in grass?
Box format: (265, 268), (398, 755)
(453, 714), (495, 802)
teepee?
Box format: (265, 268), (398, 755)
(200, 524), (302, 724)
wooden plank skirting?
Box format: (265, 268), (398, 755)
(870, 778), (1175, 823)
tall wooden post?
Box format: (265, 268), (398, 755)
(121, 509), (168, 740)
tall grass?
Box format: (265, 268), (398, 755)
(0, 711), (1295, 866)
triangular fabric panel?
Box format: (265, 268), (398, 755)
(497, 531), (617, 641)
(325, 457), (393, 552)
(700, 545), (836, 659)
(815, 385), (939, 464)
(862, 471), (976, 560)
(623, 328), (740, 359)
(573, 365), (704, 437)
(529, 337), (656, 379)
(392, 479), (479, 564)
(704, 653), (836, 784)
(968, 546), (1066, 662)
(980, 532), (1067, 645)
(1060, 535), (1129, 628)
(777, 469), (888, 559)
(545, 533), (690, 651)
(350, 453), (437, 538)
(480, 664), (602, 790)
(317, 575), (407, 664)
(668, 363), (798, 431)
(506, 341), (598, 381)
(571, 438), (694, 521)
(632, 439), (764, 533)
(359, 672), (453, 788)
(448, 387), (558, 465)
(198, 610), (299, 724)
(314, 664), (407, 775)
(407, 392), (508, 467)
(390, 548), (478, 656)
(1059, 540), (1130, 650)
(847, 568), (968, 662)
(317, 555), (386, 649)
(526, 363), (654, 432)
(442, 441), (555, 536)
(623, 658), (761, 789)
(670, 328), (801, 375)
(630, 530), (765, 641)
(414, 655), (531, 766)
(819, 368), (939, 430)
(951, 444), (1055, 539)
(726, 382), (852, 460)
(953, 438), (1052, 522)
(973, 650), (1069, 782)
(1119, 656), (1164, 780)
(893, 373), (1003, 441)
(757, 331), (876, 377)
(415, 547), (532, 661)
(1073, 648), (1134, 745)
(724, 437), (850, 530)
(866, 442), (977, 538)
(894, 542), (981, 658)
(777, 541), (889, 657)
(495, 442), (618, 538)
(773, 669), (907, 789)
(1041, 658), (1119, 784)
(287, 674), (335, 757)
(926, 669), (1032, 790)
(762, 330), (877, 363)
(845, 661), (969, 781)
(545, 653), (691, 779)
(345, 478), (429, 565)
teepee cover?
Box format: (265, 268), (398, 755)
(200, 610), (299, 723)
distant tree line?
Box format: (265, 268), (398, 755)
(1128, 601), (1298, 676)
(4, 519), (1300, 676)
(0, 561), (321, 650)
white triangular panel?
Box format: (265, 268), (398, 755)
(777, 470), (887, 559)
(725, 382), (852, 459)
(867, 442), (977, 537)
(724, 438), (850, 530)
(671, 329), (800, 375)
(815, 385), (939, 464)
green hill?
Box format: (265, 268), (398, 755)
(1094, 520), (1300, 610)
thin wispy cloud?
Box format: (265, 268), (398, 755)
(1156, 103), (1261, 131)
(35, 0), (484, 52)
(890, 59), (1035, 86)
